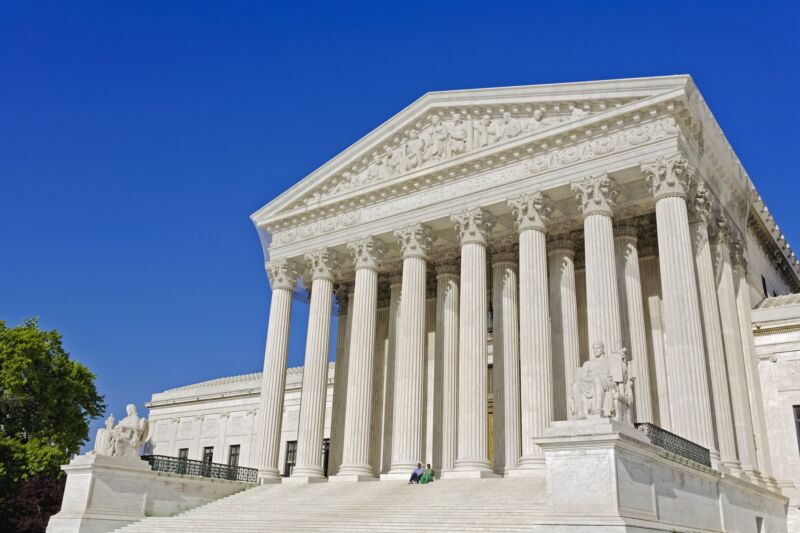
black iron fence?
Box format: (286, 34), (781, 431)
(634, 423), (712, 467)
(141, 454), (258, 483)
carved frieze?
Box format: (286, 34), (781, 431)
(269, 117), (679, 247)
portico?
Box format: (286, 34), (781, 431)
(250, 76), (799, 489)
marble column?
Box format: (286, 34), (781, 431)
(386, 224), (432, 478)
(436, 261), (460, 473)
(328, 283), (352, 477)
(614, 225), (654, 423)
(369, 298), (390, 475)
(639, 246), (671, 430)
(571, 175), (622, 352)
(336, 237), (386, 480)
(446, 207), (496, 477)
(548, 238), (579, 421)
(491, 250), (521, 472)
(712, 219), (758, 478)
(255, 258), (297, 484)
(642, 154), (714, 450)
(733, 249), (775, 486)
(688, 186), (737, 472)
(380, 273), (402, 474)
(508, 192), (552, 472)
(291, 248), (340, 482)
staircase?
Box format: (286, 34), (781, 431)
(112, 476), (549, 532)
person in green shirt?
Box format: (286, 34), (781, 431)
(419, 463), (434, 484)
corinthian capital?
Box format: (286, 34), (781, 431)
(508, 191), (552, 232)
(347, 235), (387, 271)
(304, 248), (341, 282)
(451, 207), (496, 246)
(571, 174), (618, 217)
(266, 258), (299, 291)
(688, 181), (713, 224)
(641, 152), (694, 201)
(394, 223), (433, 259)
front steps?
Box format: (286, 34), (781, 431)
(112, 476), (549, 532)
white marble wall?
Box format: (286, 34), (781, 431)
(145, 365), (335, 472)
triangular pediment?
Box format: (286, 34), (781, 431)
(252, 76), (693, 225)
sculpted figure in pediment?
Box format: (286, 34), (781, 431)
(405, 128), (424, 169)
(366, 155), (384, 184)
(447, 113), (468, 158)
(494, 112), (523, 141)
(472, 115), (494, 149)
(525, 109), (554, 132)
(423, 114), (448, 162)
(385, 142), (406, 176)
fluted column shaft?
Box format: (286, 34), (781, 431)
(255, 260), (296, 483)
(292, 249), (338, 479)
(643, 154), (714, 450)
(583, 213), (622, 350)
(690, 213), (737, 470)
(328, 285), (352, 477)
(735, 263), (774, 482)
(715, 237), (758, 475)
(338, 236), (385, 478)
(436, 264), (459, 472)
(548, 241), (579, 422)
(388, 224), (431, 476)
(614, 228), (654, 423)
(509, 192), (552, 471)
(441, 207), (495, 477)
(380, 276), (402, 474)
(640, 252), (670, 429)
(492, 254), (521, 472)
(369, 305), (390, 475)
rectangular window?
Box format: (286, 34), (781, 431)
(284, 441), (297, 477)
(178, 448), (189, 460)
(228, 445), (241, 467)
(202, 446), (214, 464)
(761, 275), (768, 298)
(794, 406), (800, 454)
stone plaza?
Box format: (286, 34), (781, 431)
(48, 75), (800, 532)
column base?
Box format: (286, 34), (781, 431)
(441, 469), (499, 479)
(329, 473), (378, 482)
(284, 474), (327, 484)
(257, 468), (282, 484)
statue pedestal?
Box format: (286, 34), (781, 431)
(46, 454), (154, 533)
(534, 418), (788, 531)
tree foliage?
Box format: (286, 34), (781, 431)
(0, 318), (105, 489)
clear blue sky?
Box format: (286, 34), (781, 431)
(2, 1), (799, 448)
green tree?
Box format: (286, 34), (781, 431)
(0, 318), (105, 490)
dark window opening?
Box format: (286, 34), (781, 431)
(228, 445), (241, 467)
(322, 439), (330, 477)
(284, 441), (297, 477)
(761, 275), (768, 298)
(178, 448), (189, 460)
(202, 446), (214, 464)
(794, 406), (800, 455)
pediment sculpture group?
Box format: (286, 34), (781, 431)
(317, 107), (591, 201)
(569, 341), (634, 423)
(93, 404), (150, 459)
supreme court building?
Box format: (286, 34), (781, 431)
(99, 76), (800, 532)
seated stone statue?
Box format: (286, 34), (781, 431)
(92, 404), (149, 459)
(569, 341), (634, 423)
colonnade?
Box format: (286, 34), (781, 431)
(253, 152), (775, 488)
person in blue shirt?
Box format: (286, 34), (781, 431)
(408, 463), (424, 484)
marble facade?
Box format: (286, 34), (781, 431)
(249, 75), (799, 490)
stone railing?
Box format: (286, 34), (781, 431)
(141, 454), (258, 483)
(634, 423), (712, 467)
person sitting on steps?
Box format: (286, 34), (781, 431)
(420, 463), (434, 484)
(408, 463), (424, 484)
